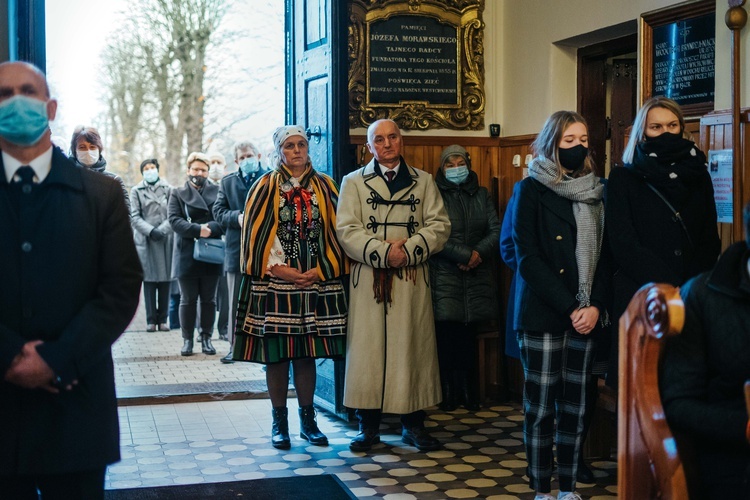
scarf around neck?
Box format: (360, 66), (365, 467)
(627, 137), (707, 206)
(240, 163), (348, 280)
(528, 156), (605, 307)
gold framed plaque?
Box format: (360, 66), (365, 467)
(348, 0), (485, 130)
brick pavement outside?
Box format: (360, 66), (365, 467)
(113, 290), (268, 401)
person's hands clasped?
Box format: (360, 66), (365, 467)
(570, 306), (599, 335)
(270, 265), (319, 289)
(386, 238), (408, 268)
(150, 227), (166, 241)
(199, 224), (212, 238)
(4, 340), (77, 393)
(458, 250), (482, 271)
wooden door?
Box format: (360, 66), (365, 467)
(610, 58), (637, 170)
(578, 57), (607, 177)
(287, 0), (349, 419)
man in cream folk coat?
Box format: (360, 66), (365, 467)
(336, 119), (450, 452)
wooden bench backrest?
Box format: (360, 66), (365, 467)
(617, 284), (689, 500)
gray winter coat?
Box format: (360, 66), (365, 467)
(130, 178), (173, 282)
(430, 169), (501, 323)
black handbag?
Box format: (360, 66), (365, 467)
(184, 202), (225, 264)
(193, 238), (225, 264)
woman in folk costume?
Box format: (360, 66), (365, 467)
(233, 125), (348, 449)
(512, 111), (609, 500)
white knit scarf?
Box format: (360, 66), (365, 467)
(528, 156), (605, 307)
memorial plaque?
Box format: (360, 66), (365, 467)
(641, 0), (715, 115)
(651, 13), (715, 106)
(368, 15), (459, 106)
(348, 0), (485, 131)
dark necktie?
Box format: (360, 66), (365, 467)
(14, 165), (36, 187)
(8, 165), (35, 211)
(385, 170), (395, 183)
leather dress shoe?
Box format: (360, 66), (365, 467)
(220, 352), (235, 364)
(402, 426), (441, 451)
(146, 324), (156, 332)
(158, 323), (170, 332)
(577, 459), (595, 483)
(181, 339), (194, 356)
(349, 429), (380, 452)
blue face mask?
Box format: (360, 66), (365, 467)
(444, 165), (469, 184)
(0, 95), (50, 146)
(143, 169), (159, 183)
(239, 157), (259, 175)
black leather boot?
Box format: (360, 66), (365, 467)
(438, 371), (457, 411)
(299, 405), (328, 446)
(456, 370), (480, 411)
(201, 334), (216, 355)
(181, 339), (193, 356)
(271, 407), (291, 449)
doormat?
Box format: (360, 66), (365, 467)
(104, 474), (356, 499)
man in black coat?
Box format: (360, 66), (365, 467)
(213, 140), (267, 362)
(0, 62), (142, 498)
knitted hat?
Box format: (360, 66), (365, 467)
(139, 158), (159, 173)
(440, 144), (469, 169)
(273, 125), (307, 151)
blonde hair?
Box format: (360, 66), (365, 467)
(186, 151), (210, 169)
(531, 111), (594, 182)
(622, 97), (687, 165)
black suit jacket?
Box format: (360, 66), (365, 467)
(168, 181), (223, 278)
(213, 170), (261, 273)
(0, 148), (142, 474)
(512, 176), (609, 333)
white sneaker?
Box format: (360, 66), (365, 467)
(558, 492), (583, 500)
(534, 495), (555, 500)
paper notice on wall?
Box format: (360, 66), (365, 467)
(708, 149), (733, 223)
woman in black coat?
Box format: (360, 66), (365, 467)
(168, 152), (223, 357)
(513, 111), (608, 499)
(430, 145), (501, 411)
(606, 96), (720, 389)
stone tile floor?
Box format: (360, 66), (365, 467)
(109, 293), (618, 498)
(109, 399), (618, 499)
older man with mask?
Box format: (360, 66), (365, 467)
(0, 62), (142, 498)
(336, 119), (451, 452)
(213, 141), (266, 362)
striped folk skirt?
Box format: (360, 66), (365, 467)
(233, 276), (347, 364)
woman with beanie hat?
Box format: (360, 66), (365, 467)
(429, 145), (501, 411)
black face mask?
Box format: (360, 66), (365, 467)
(190, 175), (207, 187)
(558, 144), (588, 173)
(644, 131), (682, 145)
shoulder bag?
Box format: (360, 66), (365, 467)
(184, 202), (225, 264)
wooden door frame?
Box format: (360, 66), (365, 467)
(577, 34), (637, 177)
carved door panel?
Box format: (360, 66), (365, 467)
(288, 0), (349, 419)
(610, 58), (637, 170)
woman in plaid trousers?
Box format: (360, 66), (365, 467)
(511, 111), (609, 500)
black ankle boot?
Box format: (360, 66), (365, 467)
(271, 407), (291, 449)
(299, 405), (328, 446)
(438, 373), (457, 411)
(181, 339), (193, 356)
(201, 334), (216, 355)
(456, 370), (480, 411)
